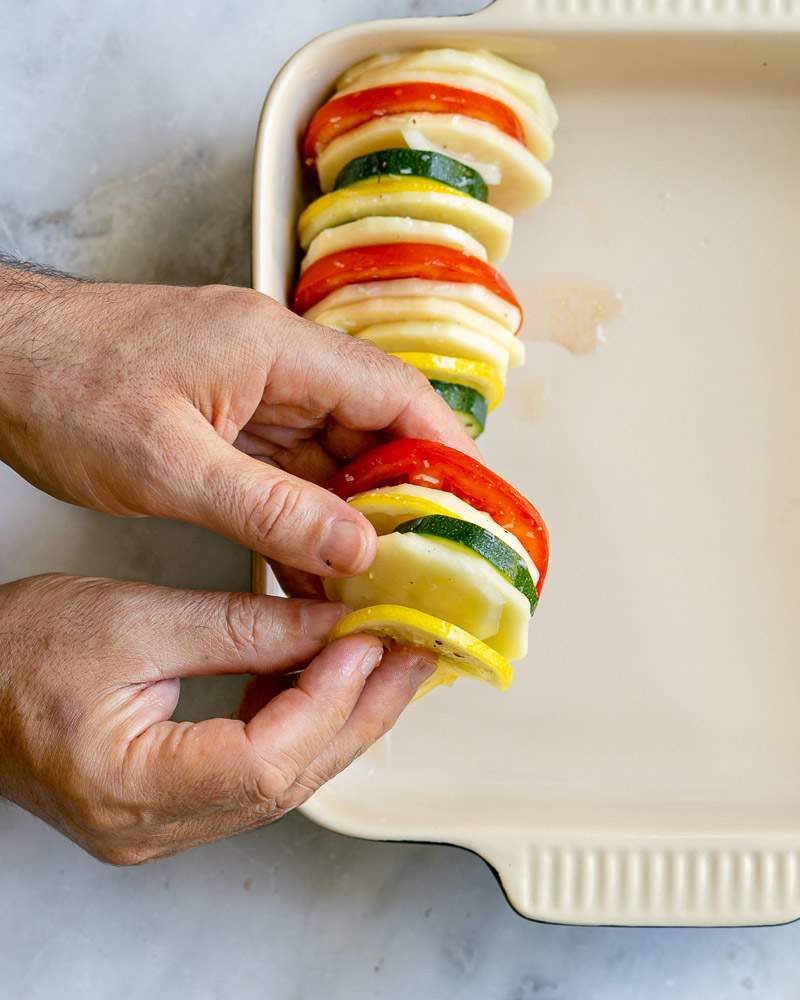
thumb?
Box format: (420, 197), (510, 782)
(159, 409), (377, 576)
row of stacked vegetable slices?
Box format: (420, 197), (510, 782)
(294, 47), (558, 439)
(325, 439), (549, 696)
(292, 49), (556, 694)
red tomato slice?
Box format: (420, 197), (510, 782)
(328, 439), (549, 591)
(293, 244), (521, 318)
(303, 83), (525, 163)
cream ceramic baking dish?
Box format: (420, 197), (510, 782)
(252, 0), (800, 925)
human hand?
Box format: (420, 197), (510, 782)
(0, 574), (434, 864)
(0, 263), (477, 579)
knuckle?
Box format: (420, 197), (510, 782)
(355, 343), (430, 395)
(201, 284), (272, 330)
(220, 593), (271, 658)
(91, 842), (155, 867)
(397, 357), (432, 394)
(241, 475), (304, 549)
(240, 758), (289, 811)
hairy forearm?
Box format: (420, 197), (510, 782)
(0, 258), (76, 391)
(0, 260), (85, 488)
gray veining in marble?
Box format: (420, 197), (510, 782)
(2, 2), (800, 997)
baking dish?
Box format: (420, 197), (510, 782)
(252, 0), (800, 925)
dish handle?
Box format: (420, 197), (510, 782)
(473, 835), (800, 926)
(472, 0), (800, 27)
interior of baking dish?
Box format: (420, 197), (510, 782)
(252, 0), (800, 925)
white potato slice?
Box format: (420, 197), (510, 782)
(301, 216), (487, 272)
(298, 184), (513, 262)
(310, 294), (525, 367)
(336, 48), (558, 132)
(355, 322), (509, 380)
(336, 68), (553, 163)
(323, 532), (530, 661)
(303, 279), (521, 333)
(348, 482), (539, 586)
(316, 113), (552, 215)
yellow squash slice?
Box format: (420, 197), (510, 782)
(347, 482), (539, 586)
(328, 604), (513, 692)
(297, 175), (513, 262)
(356, 322), (509, 379)
(390, 351), (505, 410)
(324, 531), (530, 660)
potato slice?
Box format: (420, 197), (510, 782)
(336, 68), (553, 162)
(301, 216), (487, 272)
(324, 531), (530, 660)
(310, 293), (525, 366)
(316, 113), (552, 215)
(298, 177), (513, 262)
(304, 279), (522, 333)
(356, 321), (509, 380)
(336, 48), (558, 131)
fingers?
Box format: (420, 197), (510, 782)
(127, 635), (383, 819)
(319, 422), (381, 465)
(277, 648), (436, 813)
(104, 581), (347, 684)
(164, 409), (378, 575)
(243, 635), (383, 776)
(235, 426), (339, 485)
(269, 316), (481, 458)
(269, 561), (326, 599)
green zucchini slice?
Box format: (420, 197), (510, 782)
(429, 379), (487, 439)
(334, 148), (488, 202)
(395, 514), (538, 613)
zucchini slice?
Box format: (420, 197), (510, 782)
(395, 515), (537, 612)
(429, 379), (487, 439)
(315, 113), (552, 215)
(334, 148), (488, 201)
(346, 482), (539, 586)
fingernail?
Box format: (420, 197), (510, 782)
(346, 644), (383, 679)
(319, 518), (371, 574)
(300, 601), (349, 641)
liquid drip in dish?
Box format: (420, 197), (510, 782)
(521, 278), (623, 355)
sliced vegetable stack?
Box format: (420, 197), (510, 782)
(325, 440), (549, 695)
(293, 47), (558, 438)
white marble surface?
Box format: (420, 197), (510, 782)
(2, 1), (800, 997)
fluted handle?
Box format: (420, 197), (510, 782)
(474, 0), (800, 26)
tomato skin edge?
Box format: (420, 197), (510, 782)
(327, 438), (549, 591)
(303, 82), (525, 163)
(293, 243), (521, 318)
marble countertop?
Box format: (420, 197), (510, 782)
(1, 1), (799, 996)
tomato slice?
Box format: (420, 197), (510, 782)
(303, 83), (525, 163)
(293, 244), (520, 317)
(327, 439), (549, 591)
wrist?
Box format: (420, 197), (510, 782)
(0, 262), (80, 451)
